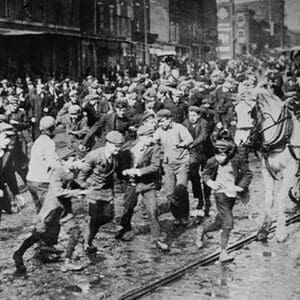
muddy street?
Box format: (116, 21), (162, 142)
(0, 137), (299, 300)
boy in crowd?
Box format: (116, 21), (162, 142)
(196, 138), (253, 263)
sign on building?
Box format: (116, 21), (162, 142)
(216, 0), (234, 60)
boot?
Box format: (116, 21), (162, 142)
(61, 259), (85, 272)
(13, 251), (27, 276)
(155, 240), (169, 252)
(195, 226), (205, 249)
(115, 225), (132, 240)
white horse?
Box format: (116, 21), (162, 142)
(234, 87), (300, 242)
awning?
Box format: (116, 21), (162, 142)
(0, 28), (44, 35)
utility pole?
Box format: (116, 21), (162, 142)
(280, 0), (284, 48)
(93, 0), (98, 76)
(143, 0), (149, 66)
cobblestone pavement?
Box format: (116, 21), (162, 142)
(0, 132), (299, 299)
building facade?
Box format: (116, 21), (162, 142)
(0, 0), (81, 79)
(234, 0), (286, 49)
(150, 0), (218, 61)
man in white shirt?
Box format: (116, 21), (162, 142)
(27, 116), (60, 212)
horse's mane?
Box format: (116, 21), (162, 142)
(255, 87), (283, 118)
(255, 87), (283, 108)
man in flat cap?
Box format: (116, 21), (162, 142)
(153, 109), (193, 226)
(82, 94), (101, 128)
(56, 90), (80, 125)
(62, 105), (89, 158)
(80, 99), (131, 151)
(183, 106), (212, 217)
(77, 131), (125, 253)
(115, 123), (168, 251)
(162, 88), (188, 123)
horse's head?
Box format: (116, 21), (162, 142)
(234, 98), (258, 146)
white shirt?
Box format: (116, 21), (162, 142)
(215, 163), (237, 198)
(26, 134), (60, 183)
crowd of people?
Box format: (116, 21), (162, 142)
(0, 52), (299, 276)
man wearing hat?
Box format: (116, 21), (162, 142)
(28, 83), (53, 140)
(62, 105), (89, 158)
(183, 106), (211, 217)
(210, 79), (235, 130)
(82, 94), (101, 127)
(162, 88), (188, 123)
(27, 116), (60, 212)
(56, 90), (79, 124)
(77, 131), (125, 253)
(80, 99), (131, 150)
(153, 109), (193, 225)
(115, 123), (168, 251)
(0, 124), (20, 215)
(196, 138), (252, 263)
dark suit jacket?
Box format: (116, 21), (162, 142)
(82, 113), (130, 147)
(83, 102), (103, 127)
(117, 141), (161, 193)
(183, 118), (210, 164)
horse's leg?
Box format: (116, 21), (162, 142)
(275, 161), (297, 243)
(257, 161), (275, 241)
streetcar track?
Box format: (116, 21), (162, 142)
(119, 214), (300, 300)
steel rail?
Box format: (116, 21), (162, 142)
(119, 214), (300, 300)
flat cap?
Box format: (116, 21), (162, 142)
(0, 123), (15, 135)
(7, 95), (19, 104)
(114, 99), (127, 108)
(68, 104), (81, 114)
(158, 85), (169, 94)
(214, 138), (235, 153)
(141, 112), (155, 123)
(188, 106), (201, 113)
(201, 97), (211, 105)
(0, 114), (7, 122)
(156, 109), (171, 119)
(137, 123), (155, 137)
(105, 131), (125, 145)
(87, 94), (100, 101)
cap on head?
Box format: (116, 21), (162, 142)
(0, 114), (7, 122)
(68, 104), (81, 114)
(137, 123), (155, 136)
(114, 99), (127, 109)
(39, 116), (56, 131)
(7, 95), (18, 104)
(105, 131), (125, 146)
(156, 109), (171, 119)
(0, 123), (15, 136)
(188, 105), (201, 114)
(214, 138), (235, 153)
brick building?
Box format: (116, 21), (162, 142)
(150, 0), (218, 60)
(234, 0), (286, 49)
(0, 0), (81, 79)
